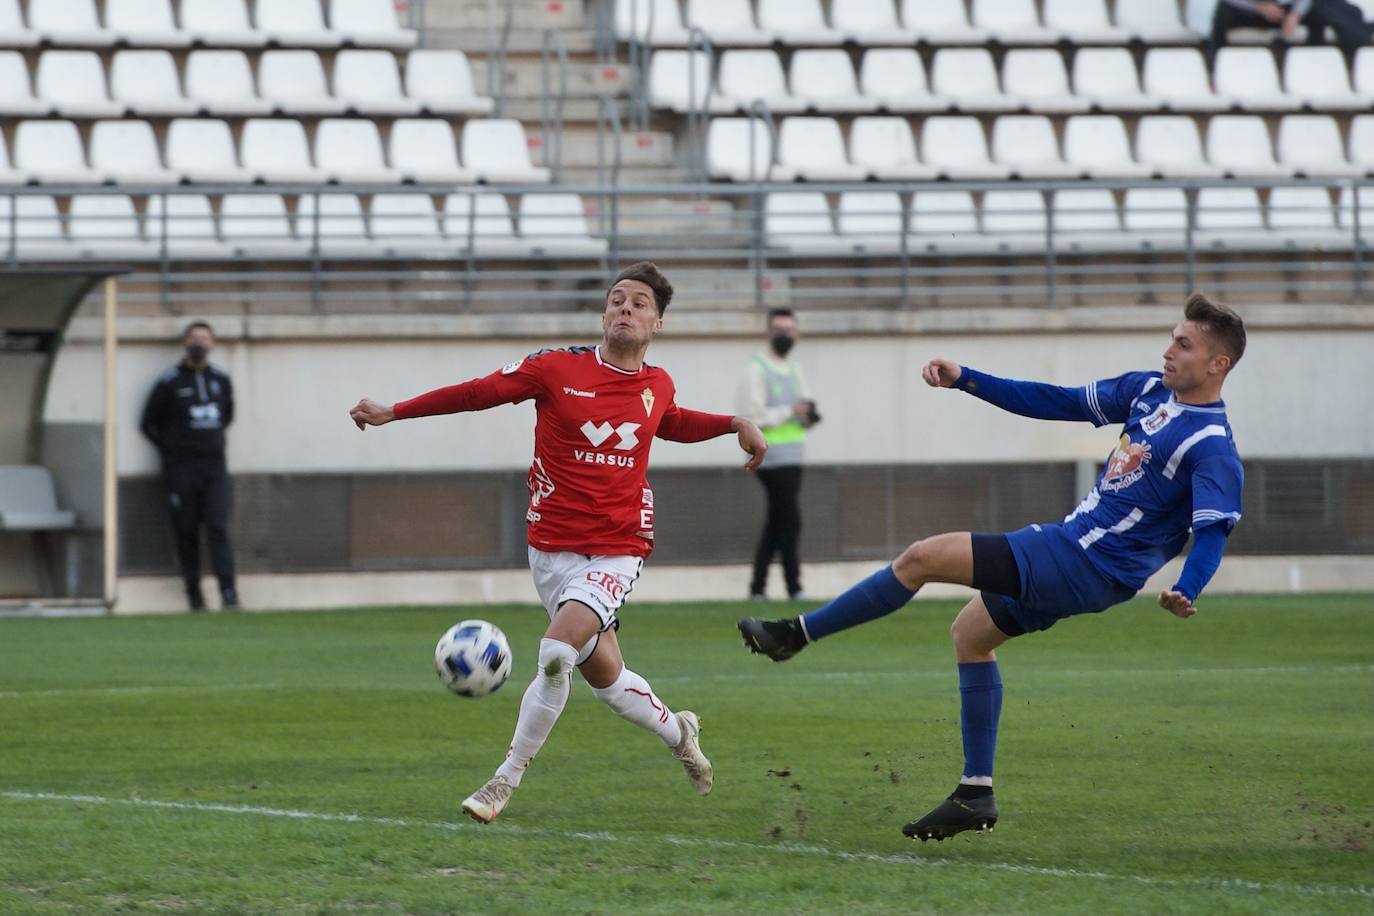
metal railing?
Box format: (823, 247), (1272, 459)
(540, 28), (569, 182)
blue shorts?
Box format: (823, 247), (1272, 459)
(981, 523), (1138, 636)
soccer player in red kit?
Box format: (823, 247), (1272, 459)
(349, 262), (768, 824)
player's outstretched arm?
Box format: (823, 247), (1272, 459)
(350, 398), (396, 430)
(1158, 590), (1196, 619)
(922, 358), (963, 388)
(731, 417), (768, 471)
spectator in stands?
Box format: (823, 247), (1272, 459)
(140, 321), (239, 611)
(738, 308), (819, 602)
(1207, 0), (1374, 65)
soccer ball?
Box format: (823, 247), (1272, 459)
(434, 620), (513, 697)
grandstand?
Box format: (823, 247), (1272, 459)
(0, 0), (1371, 612)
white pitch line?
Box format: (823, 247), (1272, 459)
(2, 790), (1370, 901)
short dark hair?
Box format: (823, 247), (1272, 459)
(182, 320), (214, 340)
(609, 261), (673, 315)
(1184, 293), (1246, 369)
(766, 308), (796, 323)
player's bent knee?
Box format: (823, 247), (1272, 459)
(537, 638), (578, 681)
(893, 537), (935, 585)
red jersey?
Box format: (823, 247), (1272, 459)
(393, 345), (735, 557)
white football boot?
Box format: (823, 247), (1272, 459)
(461, 774), (516, 824)
(671, 710), (714, 796)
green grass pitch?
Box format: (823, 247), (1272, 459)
(2, 594), (1372, 914)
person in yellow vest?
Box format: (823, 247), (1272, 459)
(737, 308), (819, 601)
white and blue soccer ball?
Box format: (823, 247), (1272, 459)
(434, 620), (513, 697)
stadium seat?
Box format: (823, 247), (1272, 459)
(970, 0), (1057, 43)
(858, 49), (946, 112)
(1001, 50), (1090, 113)
(1114, 1), (1196, 42)
(1349, 115), (1374, 174)
(35, 51), (125, 118)
(1136, 116), (1224, 178)
(849, 116), (937, 179)
(1354, 47), (1374, 96)
(0, 0), (39, 47)
(180, 0), (266, 47)
(1277, 115), (1362, 177)
(718, 51), (804, 113)
(368, 192), (445, 254)
(1072, 48), (1155, 111)
(908, 190), (980, 248)
(329, 0), (419, 48)
(757, 0), (842, 44)
(648, 50), (732, 113)
(0, 51), (51, 116)
(1283, 47), (1367, 110)
(900, 0), (986, 43)
(0, 134), (23, 184)
(1195, 187), (1268, 246)
(1063, 115), (1153, 178)
(685, 0), (771, 46)
(981, 189), (1047, 250)
(990, 115), (1078, 179)
(165, 119), (253, 184)
(1267, 186), (1341, 239)
(110, 50), (199, 117)
(837, 190), (905, 252)
(333, 50), (422, 115)
(90, 120), (177, 184)
(14, 120), (100, 184)
(6, 195), (72, 258)
(765, 192), (841, 252)
(185, 51), (275, 117)
(67, 194), (155, 257)
(789, 50), (876, 113)
(404, 50), (494, 115)
(253, 0), (340, 47)
(240, 119), (326, 183)
(1337, 186), (1374, 235)
(519, 193), (607, 256)
(778, 117), (867, 181)
(388, 119), (473, 184)
(1213, 48), (1291, 112)
(1052, 188), (1126, 248)
(931, 49), (1007, 112)
(295, 192), (371, 255)
(1041, 0), (1127, 43)
(1206, 115), (1289, 178)
(1122, 187), (1189, 238)
(105, 0), (190, 47)
(220, 193), (310, 257)
(26, 0), (109, 46)
(258, 50), (347, 115)
(1142, 49), (1227, 111)
(832, 0), (918, 45)
(314, 119), (401, 184)
(461, 119), (552, 183)
(145, 193), (228, 255)
(615, 0), (691, 46)
(443, 192), (524, 254)
(921, 116), (1012, 179)
(706, 117), (793, 181)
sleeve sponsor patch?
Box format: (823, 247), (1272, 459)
(501, 358), (525, 375)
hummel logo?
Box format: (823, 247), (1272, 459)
(581, 420), (641, 450)
(563, 386), (596, 398)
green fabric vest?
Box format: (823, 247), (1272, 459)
(756, 355), (805, 466)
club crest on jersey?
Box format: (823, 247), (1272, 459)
(640, 387), (654, 416)
(1141, 404), (1174, 435)
(1101, 434), (1152, 492)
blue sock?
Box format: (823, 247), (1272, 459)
(800, 565), (916, 642)
(958, 661), (1003, 780)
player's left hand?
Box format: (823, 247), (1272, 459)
(1158, 589), (1196, 619)
(349, 398), (395, 430)
(732, 418), (768, 471)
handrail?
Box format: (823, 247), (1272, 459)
(486, 0), (513, 117)
(746, 99), (777, 306)
(597, 95), (624, 268)
(540, 29), (569, 183)
(685, 28), (715, 185)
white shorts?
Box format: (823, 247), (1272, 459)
(527, 546), (643, 635)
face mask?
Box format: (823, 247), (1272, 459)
(185, 344), (209, 364)
(769, 335), (795, 358)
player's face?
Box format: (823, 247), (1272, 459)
(1162, 321), (1222, 393)
(602, 279), (662, 349)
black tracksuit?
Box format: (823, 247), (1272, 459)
(140, 360), (237, 606)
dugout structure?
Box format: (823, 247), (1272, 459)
(0, 268), (125, 614)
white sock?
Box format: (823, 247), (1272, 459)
(495, 638), (577, 786)
(960, 775), (993, 787)
(591, 666), (682, 747)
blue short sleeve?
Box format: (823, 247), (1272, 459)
(1078, 371), (1163, 427)
(1190, 454), (1244, 533)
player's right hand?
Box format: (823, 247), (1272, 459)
(921, 358), (963, 389)
(1158, 590), (1196, 619)
(349, 398), (395, 430)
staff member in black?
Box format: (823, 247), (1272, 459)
(140, 321), (239, 611)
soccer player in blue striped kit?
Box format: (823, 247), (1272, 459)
(739, 294), (1246, 842)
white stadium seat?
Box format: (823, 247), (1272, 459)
(0, 134), (23, 184)
(1213, 48), (1291, 112)
(718, 51), (804, 113)
(0, 0), (39, 47)
(991, 115), (1079, 179)
(105, 0), (189, 47)
(145, 194), (228, 255)
(1195, 187), (1267, 244)
(757, 0), (842, 45)
(36, 51), (125, 118)
(6, 195), (72, 258)
(1267, 186), (1340, 238)
(1072, 48), (1155, 111)
(443, 193), (524, 254)
(90, 120), (177, 184)
(649, 50), (732, 114)
(333, 50), (422, 115)
(405, 50), (494, 115)
(1349, 116), (1374, 174)
(165, 119), (253, 184)
(519, 193), (606, 256)
(1063, 115), (1153, 178)
(1136, 116), (1224, 178)
(240, 119), (326, 183)
(461, 119), (553, 183)
(900, 0), (986, 44)
(909, 191), (979, 246)
(368, 192), (444, 253)
(1001, 50), (1089, 113)
(970, 0), (1057, 44)
(1115, 1), (1196, 42)
(180, 0), (266, 47)
(981, 189), (1048, 249)
(0, 51), (51, 116)
(296, 193), (371, 255)
(858, 49), (946, 112)
(67, 194), (155, 257)
(1042, 0), (1127, 43)
(329, 0), (419, 48)
(615, 0), (691, 46)
(259, 50), (347, 115)
(765, 192), (840, 252)
(1354, 47), (1374, 96)
(685, 0), (771, 46)
(778, 117), (867, 181)
(1206, 115), (1291, 178)
(838, 191), (905, 252)
(1283, 47), (1367, 110)
(832, 0), (918, 45)
(1338, 186), (1374, 234)
(27, 0), (109, 46)
(314, 119), (402, 184)
(1053, 189), (1125, 242)
(706, 117), (793, 181)
(110, 50), (199, 117)
(1123, 187), (1188, 236)
(849, 116), (937, 180)
(219, 193), (310, 257)
(921, 116), (1012, 179)
(1142, 48), (1228, 111)
(1277, 115), (1362, 177)
(930, 49), (1006, 112)
(14, 120), (100, 184)
(789, 50), (877, 113)
(388, 119), (474, 184)
(185, 51), (275, 117)
(254, 0), (340, 47)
